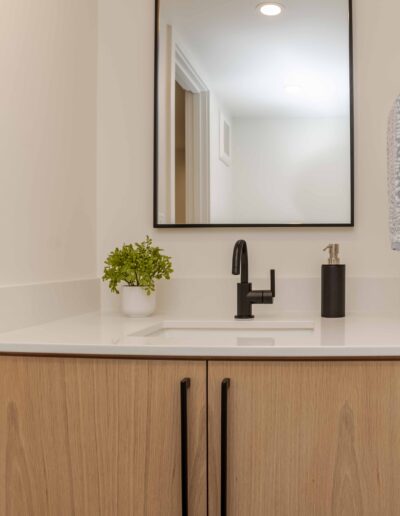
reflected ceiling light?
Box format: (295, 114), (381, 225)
(258, 3), (283, 16)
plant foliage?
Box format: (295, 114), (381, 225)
(102, 236), (173, 295)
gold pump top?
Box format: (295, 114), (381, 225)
(323, 244), (340, 265)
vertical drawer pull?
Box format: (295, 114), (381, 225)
(180, 378), (191, 516)
(221, 378), (231, 516)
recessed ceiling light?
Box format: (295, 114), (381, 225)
(258, 3), (283, 16)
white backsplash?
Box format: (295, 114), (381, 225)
(153, 277), (400, 318)
(0, 279), (100, 333)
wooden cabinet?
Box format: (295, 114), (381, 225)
(208, 360), (400, 516)
(0, 356), (207, 516)
(1, 356), (400, 516)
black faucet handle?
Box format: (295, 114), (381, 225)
(269, 270), (275, 298)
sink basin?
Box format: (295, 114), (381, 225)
(130, 320), (315, 347)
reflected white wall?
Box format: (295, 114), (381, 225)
(157, 0), (352, 225)
(231, 117), (351, 224)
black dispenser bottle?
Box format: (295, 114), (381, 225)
(321, 244), (346, 318)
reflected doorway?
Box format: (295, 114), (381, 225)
(175, 82), (186, 223)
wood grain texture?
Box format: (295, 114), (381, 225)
(208, 361), (400, 516)
(0, 357), (207, 516)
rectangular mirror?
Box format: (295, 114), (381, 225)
(154, 0), (354, 227)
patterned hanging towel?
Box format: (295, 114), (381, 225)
(388, 96), (400, 250)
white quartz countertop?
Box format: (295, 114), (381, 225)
(0, 312), (400, 358)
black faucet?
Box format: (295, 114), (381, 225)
(232, 240), (275, 319)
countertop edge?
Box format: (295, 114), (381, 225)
(2, 344), (400, 359)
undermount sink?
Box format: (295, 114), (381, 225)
(130, 320), (315, 347)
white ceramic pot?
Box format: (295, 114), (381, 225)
(121, 286), (156, 317)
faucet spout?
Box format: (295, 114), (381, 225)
(232, 240), (249, 283)
(232, 239), (276, 319)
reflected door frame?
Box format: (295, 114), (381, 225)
(158, 24), (211, 225)
(176, 44), (210, 224)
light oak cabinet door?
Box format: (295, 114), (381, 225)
(208, 360), (400, 516)
(0, 356), (207, 516)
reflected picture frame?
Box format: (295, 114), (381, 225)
(219, 113), (231, 167)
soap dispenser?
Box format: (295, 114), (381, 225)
(321, 244), (346, 318)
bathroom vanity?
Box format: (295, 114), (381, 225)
(1, 313), (400, 516)
(3, 0), (397, 512)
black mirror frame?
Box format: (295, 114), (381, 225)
(153, 0), (354, 228)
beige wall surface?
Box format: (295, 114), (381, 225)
(0, 0), (97, 285)
(3, 0), (399, 313)
(98, 0), (400, 308)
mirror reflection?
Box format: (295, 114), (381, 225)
(156, 0), (353, 226)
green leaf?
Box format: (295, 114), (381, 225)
(102, 236), (174, 295)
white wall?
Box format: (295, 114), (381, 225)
(97, 0), (155, 310)
(98, 0), (400, 311)
(0, 0), (98, 285)
(0, 0), (99, 329)
(231, 117), (351, 224)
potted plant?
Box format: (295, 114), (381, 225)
(102, 236), (173, 317)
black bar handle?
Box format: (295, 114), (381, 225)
(270, 269), (276, 298)
(180, 378), (191, 516)
(221, 378), (231, 516)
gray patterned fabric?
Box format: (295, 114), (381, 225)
(388, 96), (400, 250)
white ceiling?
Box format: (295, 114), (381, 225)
(160, 0), (351, 118)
